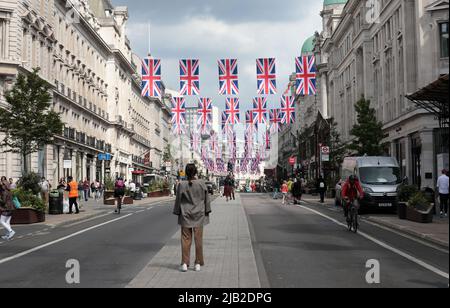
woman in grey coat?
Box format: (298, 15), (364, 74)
(173, 164), (211, 272)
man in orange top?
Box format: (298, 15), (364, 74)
(66, 176), (80, 214)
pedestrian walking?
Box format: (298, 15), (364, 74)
(83, 178), (90, 201)
(230, 175), (236, 200)
(224, 175), (231, 202)
(272, 179), (280, 199)
(67, 176), (80, 214)
(292, 177), (302, 204)
(281, 181), (289, 205)
(39, 177), (51, 207)
(0, 176), (16, 240)
(129, 180), (136, 199)
(317, 176), (327, 203)
(8, 178), (17, 190)
(173, 164), (211, 272)
(437, 169), (449, 218)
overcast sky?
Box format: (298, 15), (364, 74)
(112, 0), (323, 136)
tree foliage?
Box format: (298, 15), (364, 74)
(349, 97), (387, 156)
(0, 68), (64, 173)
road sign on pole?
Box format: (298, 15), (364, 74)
(321, 146), (330, 162)
(289, 157), (296, 166)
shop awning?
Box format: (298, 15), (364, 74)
(132, 170), (146, 175)
(406, 74), (449, 127)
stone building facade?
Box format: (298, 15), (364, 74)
(0, 0), (169, 185)
(317, 0), (449, 188)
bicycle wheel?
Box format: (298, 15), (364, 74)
(352, 210), (358, 233)
(347, 213), (353, 232)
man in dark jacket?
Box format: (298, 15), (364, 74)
(292, 178), (303, 204)
(317, 176), (327, 203)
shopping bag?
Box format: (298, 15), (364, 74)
(12, 196), (21, 209)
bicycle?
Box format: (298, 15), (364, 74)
(347, 200), (359, 233)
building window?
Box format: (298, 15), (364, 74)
(0, 17), (8, 59)
(440, 22), (449, 58)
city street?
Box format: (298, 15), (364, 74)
(0, 193), (447, 288)
(0, 199), (179, 288)
(242, 194), (449, 288)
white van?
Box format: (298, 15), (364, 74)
(337, 157), (402, 212)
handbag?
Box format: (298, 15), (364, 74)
(12, 196), (21, 209)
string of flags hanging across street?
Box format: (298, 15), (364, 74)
(141, 56), (317, 175)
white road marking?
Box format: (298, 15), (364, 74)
(296, 204), (449, 280)
(62, 213), (112, 228)
(0, 214), (133, 265)
(362, 218), (449, 254)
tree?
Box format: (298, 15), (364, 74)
(162, 144), (173, 163)
(349, 97), (387, 156)
(326, 117), (347, 173)
(0, 68), (64, 174)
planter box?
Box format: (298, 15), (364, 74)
(398, 202), (408, 220)
(148, 190), (170, 198)
(104, 198), (116, 205)
(11, 208), (45, 225)
(103, 191), (114, 201)
(123, 196), (134, 205)
(406, 206), (433, 223)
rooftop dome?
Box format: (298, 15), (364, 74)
(301, 35), (316, 54)
(324, 0), (348, 6)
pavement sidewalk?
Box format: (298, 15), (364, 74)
(127, 193), (261, 288)
(301, 194), (449, 249)
(32, 195), (175, 228)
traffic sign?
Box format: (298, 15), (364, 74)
(321, 146), (330, 154)
(98, 153), (112, 161)
(289, 157), (296, 166)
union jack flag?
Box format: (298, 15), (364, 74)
(190, 132), (200, 153)
(245, 130), (254, 157)
(257, 58), (277, 95)
(141, 58), (162, 98)
(171, 96), (186, 135)
(180, 59), (200, 96)
(215, 142), (222, 160)
(280, 96), (296, 125)
(197, 98), (212, 134)
(253, 97), (268, 124)
(296, 56), (316, 96)
(209, 131), (218, 152)
(269, 109), (282, 133)
(225, 98), (240, 125)
(246, 111), (258, 133)
(218, 59), (239, 95)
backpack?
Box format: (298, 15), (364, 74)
(116, 180), (125, 188)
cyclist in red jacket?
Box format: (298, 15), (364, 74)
(341, 175), (364, 220)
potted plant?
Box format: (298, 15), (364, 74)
(103, 175), (115, 205)
(406, 192), (434, 223)
(123, 187), (134, 205)
(397, 185), (418, 220)
(11, 188), (46, 224)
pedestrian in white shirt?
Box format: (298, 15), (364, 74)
(437, 169), (449, 218)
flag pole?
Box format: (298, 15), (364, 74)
(148, 21), (151, 57)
